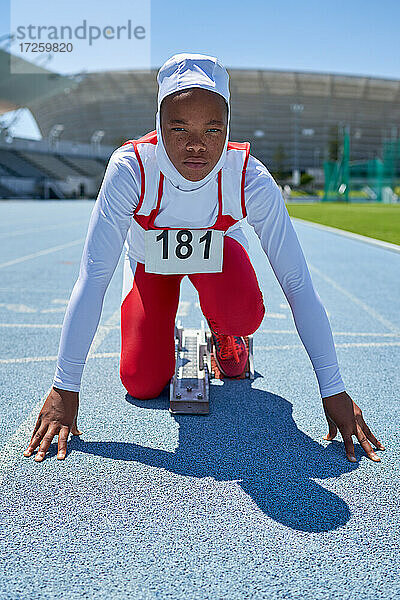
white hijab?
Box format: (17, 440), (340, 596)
(155, 53), (231, 191)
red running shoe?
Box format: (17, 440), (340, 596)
(208, 322), (248, 378)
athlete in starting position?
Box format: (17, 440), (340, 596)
(23, 53), (384, 464)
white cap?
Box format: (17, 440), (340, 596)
(155, 53), (231, 191)
(157, 53), (230, 107)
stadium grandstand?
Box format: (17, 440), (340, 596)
(0, 48), (114, 199)
(1, 47), (400, 198)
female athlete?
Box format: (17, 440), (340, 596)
(23, 53), (384, 464)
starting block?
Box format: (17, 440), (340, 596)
(169, 321), (254, 415)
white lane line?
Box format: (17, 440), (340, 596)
(88, 351), (120, 359)
(2, 323), (398, 338)
(3, 340), (400, 365)
(0, 323), (63, 328)
(0, 219), (87, 240)
(0, 303), (37, 313)
(0, 299), (68, 315)
(0, 323), (119, 330)
(308, 263), (400, 334)
(257, 329), (400, 337)
(292, 217), (400, 255)
(255, 342), (400, 350)
(0, 288), (73, 293)
(0, 308), (120, 484)
(177, 301), (191, 317)
(0, 238), (85, 269)
(0, 351), (123, 364)
(87, 311), (121, 358)
(331, 341), (400, 348)
(0, 356), (58, 364)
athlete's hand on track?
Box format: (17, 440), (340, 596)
(322, 391), (385, 462)
(23, 387), (82, 462)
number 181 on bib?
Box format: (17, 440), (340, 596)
(144, 229), (224, 274)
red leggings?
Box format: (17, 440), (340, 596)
(120, 236), (265, 399)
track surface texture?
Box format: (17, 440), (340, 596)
(1, 200), (399, 600)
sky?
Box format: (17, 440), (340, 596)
(1, 0), (400, 138)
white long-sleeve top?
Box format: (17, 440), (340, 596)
(53, 145), (346, 398)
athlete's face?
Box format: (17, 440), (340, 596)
(160, 87), (228, 181)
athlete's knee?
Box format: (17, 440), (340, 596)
(240, 294), (265, 334)
(210, 290), (265, 335)
(120, 372), (167, 399)
(242, 288), (265, 327)
(247, 296), (265, 333)
(120, 364), (172, 399)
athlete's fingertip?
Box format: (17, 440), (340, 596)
(347, 455), (357, 463)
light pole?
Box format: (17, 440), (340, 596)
(314, 147), (321, 169)
(48, 124), (64, 150)
(91, 130), (105, 155)
(290, 103), (304, 185)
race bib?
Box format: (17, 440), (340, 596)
(144, 229), (224, 274)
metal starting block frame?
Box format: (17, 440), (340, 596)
(169, 320), (254, 415)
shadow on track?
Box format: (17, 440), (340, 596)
(67, 376), (358, 533)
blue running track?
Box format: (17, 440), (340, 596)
(0, 200), (399, 600)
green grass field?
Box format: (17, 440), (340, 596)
(285, 202), (400, 246)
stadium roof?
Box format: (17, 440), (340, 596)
(1, 47), (399, 170)
(228, 69), (400, 102)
